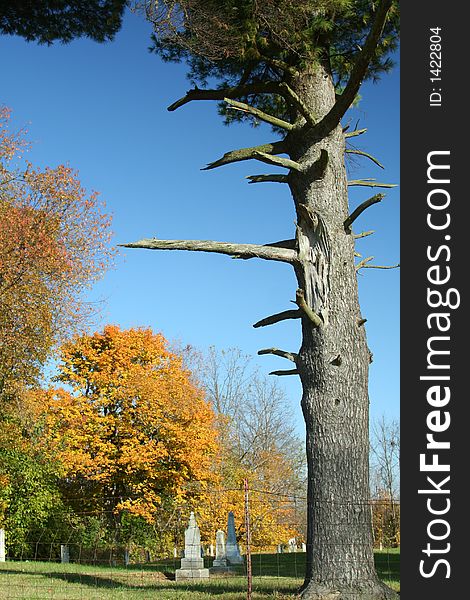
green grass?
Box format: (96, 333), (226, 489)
(0, 550), (399, 599)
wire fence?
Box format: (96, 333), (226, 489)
(0, 493), (400, 599)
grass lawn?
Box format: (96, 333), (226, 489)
(0, 550), (399, 599)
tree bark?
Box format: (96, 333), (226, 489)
(285, 63), (397, 600)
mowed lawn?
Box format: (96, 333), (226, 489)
(0, 550), (399, 599)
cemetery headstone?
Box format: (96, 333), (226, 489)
(212, 529), (227, 567)
(0, 529), (5, 562)
(60, 544), (70, 564)
(225, 511), (243, 565)
(175, 512), (209, 581)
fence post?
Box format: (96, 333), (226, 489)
(244, 478), (252, 600)
(0, 529), (5, 562)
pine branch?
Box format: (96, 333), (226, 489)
(345, 149), (384, 169)
(120, 238), (297, 263)
(203, 141), (286, 170)
(344, 194), (384, 231)
(315, 0), (394, 134)
(246, 174), (289, 184)
(253, 309), (301, 328)
(224, 98), (294, 131)
(258, 348), (298, 363)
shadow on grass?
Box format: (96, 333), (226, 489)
(374, 551), (400, 582)
(0, 568), (296, 596)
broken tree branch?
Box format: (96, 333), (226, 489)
(269, 369), (299, 377)
(353, 230), (375, 239)
(168, 81), (315, 125)
(224, 98), (294, 131)
(120, 238), (297, 264)
(361, 263), (400, 270)
(253, 309), (301, 328)
(252, 151), (302, 171)
(203, 141), (286, 170)
(295, 289), (322, 327)
(167, 82), (289, 111)
(246, 174), (289, 184)
(345, 128), (367, 138)
(277, 82), (317, 126)
(232, 239), (296, 260)
(345, 149), (384, 169)
(355, 256), (374, 271)
(344, 193), (384, 231)
(348, 179), (397, 188)
(258, 348), (298, 363)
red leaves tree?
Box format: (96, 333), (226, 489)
(0, 107), (114, 398)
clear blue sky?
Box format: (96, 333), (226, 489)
(1, 8), (399, 435)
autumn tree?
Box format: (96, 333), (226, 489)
(124, 2), (399, 598)
(38, 325), (220, 535)
(0, 1), (126, 44)
(0, 107), (114, 400)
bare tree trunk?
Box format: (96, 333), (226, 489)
(286, 63), (396, 600)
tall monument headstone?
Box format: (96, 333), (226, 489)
(225, 511), (243, 565)
(175, 512), (209, 581)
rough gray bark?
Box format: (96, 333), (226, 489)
(283, 63), (396, 600)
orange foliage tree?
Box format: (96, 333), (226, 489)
(37, 325), (221, 530)
(0, 107), (114, 397)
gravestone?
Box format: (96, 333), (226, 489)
(212, 529), (227, 567)
(225, 511), (243, 565)
(60, 544), (70, 564)
(175, 512), (209, 581)
(0, 529), (5, 562)
(288, 537), (297, 552)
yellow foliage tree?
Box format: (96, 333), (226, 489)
(36, 325), (220, 525)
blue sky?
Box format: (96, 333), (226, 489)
(1, 9), (399, 435)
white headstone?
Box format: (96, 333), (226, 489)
(60, 544), (70, 564)
(175, 512), (209, 580)
(213, 529), (227, 567)
(225, 511), (243, 565)
(0, 529), (5, 562)
(301, 542), (306, 552)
